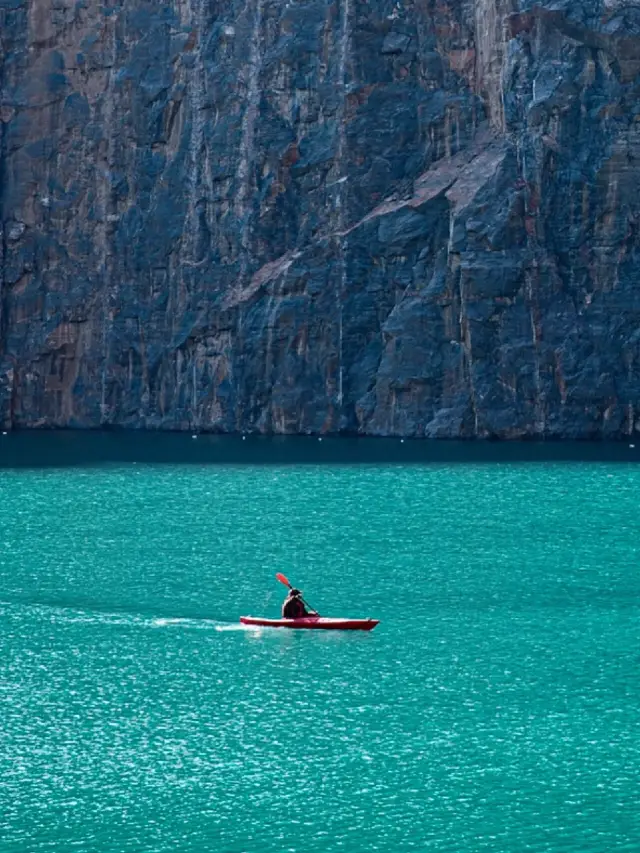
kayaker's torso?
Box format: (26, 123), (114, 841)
(282, 596), (307, 618)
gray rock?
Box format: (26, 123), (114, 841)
(0, 0), (639, 439)
(381, 32), (412, 55)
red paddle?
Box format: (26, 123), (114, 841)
(275, 573), (319, 616)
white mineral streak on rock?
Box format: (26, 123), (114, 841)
(236, 0), (264, 269)
(474, 0), (507, 133)
(185, 0), (207, 265)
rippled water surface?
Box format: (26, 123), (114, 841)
(1, 440), (639, 852)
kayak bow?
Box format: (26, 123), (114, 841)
(240, 616), (379, 631)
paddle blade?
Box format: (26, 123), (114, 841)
(276, 573), (291, 588)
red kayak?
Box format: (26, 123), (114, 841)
(240, 616), (379, 631)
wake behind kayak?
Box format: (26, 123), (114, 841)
(240, 616), (379, 631)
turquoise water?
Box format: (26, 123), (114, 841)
(1, 442), (639, 852)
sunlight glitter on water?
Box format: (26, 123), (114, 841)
(1, 458), (639, 853)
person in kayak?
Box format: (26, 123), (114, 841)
(282, 588), (312, 619)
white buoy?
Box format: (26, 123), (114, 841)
(192, 434), (197, 439)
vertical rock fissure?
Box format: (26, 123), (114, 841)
(454, 240), (480, 436)
(0, 21), (13, 429)
(234, 0), (264, 430)
(334, 0), (352, 421)
(98, 15), (118, 425)
(526, 261), (545, 435)
(184, 0), (211, 431)
(265, 282), (282, 431)
(517, 88), (546, 436)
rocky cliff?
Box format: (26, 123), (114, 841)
(1, 0), (639, 437)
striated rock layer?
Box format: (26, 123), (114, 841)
(1, 0), (640, 438)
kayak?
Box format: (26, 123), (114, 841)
(240, 616), (379, 631)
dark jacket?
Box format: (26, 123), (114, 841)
(282, 595), (308, 619)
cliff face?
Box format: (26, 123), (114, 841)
(1, 0), (639, 438)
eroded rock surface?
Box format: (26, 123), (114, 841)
(1, 0), (640, 437)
